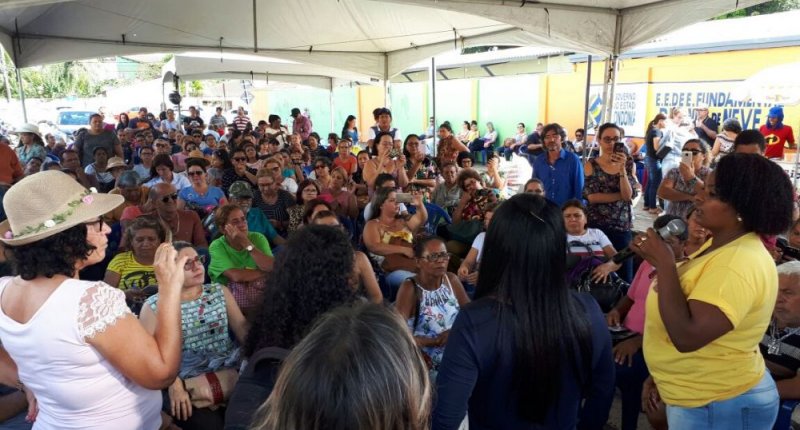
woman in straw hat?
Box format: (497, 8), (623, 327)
(11, 123), (47, 165)
(0, 170), (188, 429)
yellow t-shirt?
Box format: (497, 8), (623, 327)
(106, 251), (157, 291)
(643, 232), (776, 407)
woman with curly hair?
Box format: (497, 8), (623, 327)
(225, 225), (358, 427)
(286, 180), (320, 233)
(634, 153), (794, 429)
(104, 215), (167, 308)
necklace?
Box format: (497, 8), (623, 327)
(160, 214), (181, 237)
(767, 320), (800, 355)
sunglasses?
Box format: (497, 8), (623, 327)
(187, 170), (204, 176)
(421, 251), (450, 262)
(314, 165), (326, 169)
(183, 255), (207, 270)
(233, 157), (247, 162)
(161, 193), (178, 203)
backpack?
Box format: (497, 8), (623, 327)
(223, 347), (291, 430)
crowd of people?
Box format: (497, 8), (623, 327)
(0, 101), (797, 430)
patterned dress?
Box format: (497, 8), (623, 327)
(146, 283), (238, 379)
(407, 275), (461, 379)
(584, 158), (637, 233)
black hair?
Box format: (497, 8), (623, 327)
(374, 173), (396, 189)
(369, 187), (395, 220)
(341, 114), (357, 139)
(597, 122), (622, 139)
(244, 225), (356, 355)
(303, 199), (333, 224)
(456, 151), (474, 167)
(438, 122), (453, 133)
(475, 194), (593, 423)
(313, 156), (332, 168)
(4, 224), (96, 280)
(714, 153), (793, 235)
(185, 158), (208, 172)
(542, 123), (566, 141)
(412, 235), (444, 258)
(268, 114), (280, 124)
(374, 131), (394, 145)
(213, 149), (233, 170)
(733, 129), (766, 153)
(150, 153), (174, 178)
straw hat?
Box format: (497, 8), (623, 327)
(106, 157), (127, 170)
(0, 171), (123, 246)
(10, 123), (41, 138)
(186, 149), (209, 167)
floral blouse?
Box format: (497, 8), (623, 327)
(583, 158), (637, 233)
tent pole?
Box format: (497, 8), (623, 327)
(0, 44), (10, 102)
(11, 37), (27, 123)
(582, 55), (592, 160)
(383, 53), (390, 108)
(431, 56), (437, 157)
(329, 78), (334, 138)
(601, 14), (623, 125)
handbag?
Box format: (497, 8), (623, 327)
(381, 237), (417, 273)
(655, 143), (671, 161)
(566, 241), (629, 313)
(184, 368), (239, 409)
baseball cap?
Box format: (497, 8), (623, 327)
(229, 181), (253, 199)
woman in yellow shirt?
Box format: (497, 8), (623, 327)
(632, 153), (794, 429)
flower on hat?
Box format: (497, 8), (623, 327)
(43, 219), (56, 228)
(3, 231), (12, 239)
(82, 195), (94, 205)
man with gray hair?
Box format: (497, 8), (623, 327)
(760, 260), (800, 429)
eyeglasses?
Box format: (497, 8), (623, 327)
(600, 137), (619, 144)
(183, 255), (207, 270)
(161, 193), (178, 203)
(85, 219), (105, 231)
(233, 157), (247, 162)
(314, 165), (326, 169)
(421, 251), (450, 263)
(683, 149), (702, 155)
(187, 170), (204, 176)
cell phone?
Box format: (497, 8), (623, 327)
(681, 151), (693, 165)
(388, 148), (401, 160)
(613, 141), (626, 154)
(395, 193), (413, 204)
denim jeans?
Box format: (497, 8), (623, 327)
(385, 270), (416, 302)
(602, 229), (633, 283)
(643, 157), (662, 209)
(666, 373), (779, 430)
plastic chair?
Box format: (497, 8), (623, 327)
(423, 202), (452, 235)
(473, 149), (488, 164)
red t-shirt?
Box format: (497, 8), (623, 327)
(333, 154), (358, 175)
(760, 124), (795, 159)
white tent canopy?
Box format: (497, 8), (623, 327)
(0, 0), (766, 78)
(163, 52), (384, 91)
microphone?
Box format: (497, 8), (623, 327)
(611, 219), (687, 264)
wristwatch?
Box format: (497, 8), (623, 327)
(245, 245), (254, 252)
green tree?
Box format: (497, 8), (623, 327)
(717, 0), (800, 18)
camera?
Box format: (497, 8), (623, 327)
(475, 189), (491, 198)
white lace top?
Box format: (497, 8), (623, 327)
(0, 277), (162, 429)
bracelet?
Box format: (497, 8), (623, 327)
(15, 380), (24, 393)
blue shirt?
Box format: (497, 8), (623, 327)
(533, 149), (584, 206)
(178, 186), (226, 208)
(432, 293), (614, 430)
(246, 207), (278, 241)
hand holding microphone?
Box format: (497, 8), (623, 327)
(616, 219), (687, 267)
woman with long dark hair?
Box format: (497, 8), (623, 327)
(644, 113), (667, 214)
(635, 153), (794, 429)
(341, 115), (359, 144)
(433, 194), (614, 429)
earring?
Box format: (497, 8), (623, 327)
(736, 214), (743, 222)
